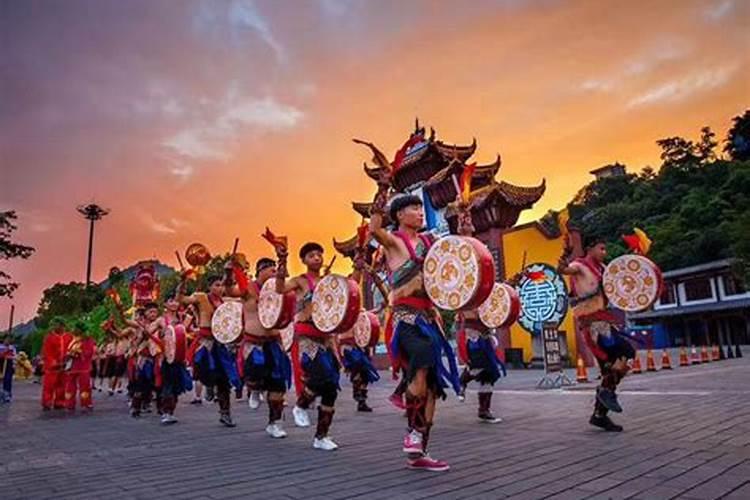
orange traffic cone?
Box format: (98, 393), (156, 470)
(631, 351), (642, 374)
(661, 349), (673, 370)
(701, 346), (710, 363)
(646, 349), (657, 372)
(679, 347), (689, 367)
(691, 347), (701, 365)
(576, 357), (589, 383)
(711, 345), (720, 361)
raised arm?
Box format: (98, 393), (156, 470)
(369, 177), (400, 251)
(176, 276), (200, 305)
(274, 246), (301, 294)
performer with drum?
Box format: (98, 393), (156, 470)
(143, 295), (193, 425)
(225, 257), (292, 439)
(558, 235), (634, 432)
(119, 306), (159, 418)
(338, 255), (381, 413)
(177, 273), (241, 427)
(453, 200), (505, 424)
(275, 241), (341, 451)
(370, 182), (460, 472)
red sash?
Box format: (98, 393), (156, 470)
(187, 327), (212, 366)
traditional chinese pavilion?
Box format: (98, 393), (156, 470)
(335, 120), (546, 309)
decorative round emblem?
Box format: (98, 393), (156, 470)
(603, 254), (661, 312)
(423, 235), (494, 311)
(479, 282), (521, 329)
(258, 280), (285, 329)
(517, 263), (568, 334)
(312, 274), (360, 333)
(353, 311), (380, 348)
(280, 322), (294, 352)
(211, 301), (243, 344)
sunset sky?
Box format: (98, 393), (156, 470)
(2, 0), (749, 326)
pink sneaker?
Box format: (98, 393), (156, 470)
(389, 393), (406, 410)
(402, 430), (423, 453)
(407, 455), (450, 472)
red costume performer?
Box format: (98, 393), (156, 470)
(64, 324), (96, 410)
(41, 319), (73, 410)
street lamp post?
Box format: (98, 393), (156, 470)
(77, 203), (110, 285)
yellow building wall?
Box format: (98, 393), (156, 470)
(500, 224), (577, 364)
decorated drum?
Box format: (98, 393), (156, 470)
(353, 310), (381, 349)
(280, 322), (294, 352)
(423, 235), (496, 311)
(211, 300), (244, 344)
(258, 279), (296, 330)
(311, 274), (361, 333)
(603, 254), (662, 312)
(516, 263), (569, 334)
(185, 242), (211, 267)
(478, 282), (521, 329)
(163, 324), (188, 363)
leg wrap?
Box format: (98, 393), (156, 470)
(268, 394), (284, 423)
(478, 392), (492, 415)
(216, 380), (231, 416)
(315, 407), (335, 439)
(405, 391), (428, 434)
(162, 395), (176, 414)
(296, 387), (316, 409)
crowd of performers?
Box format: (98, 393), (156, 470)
(33, 184), (636, 473)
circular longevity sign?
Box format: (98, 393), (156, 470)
(517, 263), (568, 334)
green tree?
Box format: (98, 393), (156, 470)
(35, 282), (105, 329)
(0, 210), (35, 297)
(724, 109), (750, 161)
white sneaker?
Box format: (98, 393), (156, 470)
(259, 392), (266, 403)
(292, 405), (311, 427)
(160, 414), (178, 425)
(248, 391), (261, 410)
(313, 437), (338, 451)
(265, 422), (287, 438)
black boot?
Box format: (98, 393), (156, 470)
(477, 392), (501, 423)
(589, 414), (623, 432)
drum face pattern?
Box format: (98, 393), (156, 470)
(312, 275), (361, 333)
(280, 323), (294, 352)
(423, 236), (495, 311)
(479, 282), (520, 329)
(517, 263), (568, 334)
(258, 279), (289, 330)
(353, 311), (380, 348)
(603, 254), (661, 312)
(163, 325), (187, 363)
(211, 301), (244, 344)
(164, 325), (176, 363)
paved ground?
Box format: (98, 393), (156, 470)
(2, 351), (750, 500)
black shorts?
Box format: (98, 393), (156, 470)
(396, 321), (444, 397)
(597, 334), (636, 367)
(244, 343), (287, 394)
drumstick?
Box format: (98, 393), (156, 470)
(521, 250), (527, 272)
(451, 174), (462, 198)
(175, 251), (185, 270)
(231, 238), (239, 256)
(325, 255), (337, 274)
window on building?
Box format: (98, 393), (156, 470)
(659, 283), (676, 305)
(723, 274), (747, 296)
(684, 278), (713, 301)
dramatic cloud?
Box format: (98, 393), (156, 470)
(1, 0), (748, 324)
(627, 64), (739, 108)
